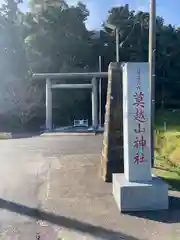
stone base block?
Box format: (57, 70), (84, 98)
(113, 174), (169, 212)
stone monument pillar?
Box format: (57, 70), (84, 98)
(113, 62), (169, 212)
(100, 63), (124, 182)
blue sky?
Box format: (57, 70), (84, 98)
(66, 0), (180, 29)
(1, 0), (180, 29)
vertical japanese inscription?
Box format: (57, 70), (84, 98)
(133, 68), (147, 164)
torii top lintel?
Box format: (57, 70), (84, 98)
(33, 72), (108, 80)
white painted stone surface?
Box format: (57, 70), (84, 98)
(113, 62), (169, 212)
(122, 63), (151, 182)
(113, 174), (169, 212)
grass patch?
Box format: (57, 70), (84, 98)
(0, 132), (12, 139)
(155, 168), (180, 191)
(155, 109), (180, 191)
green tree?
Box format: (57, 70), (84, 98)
(24, 1), (90, 73)
(0, 0), (27, 78)
(104, 4), (180, 109)
(0, 0), (43, 130)
(1, 1), (180, 130)
(23, 1), (93, 125)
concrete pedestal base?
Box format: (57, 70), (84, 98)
(113, 174), (169, 212)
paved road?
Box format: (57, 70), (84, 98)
(0, 135), (103, 239)
(0, 135), (179, 240)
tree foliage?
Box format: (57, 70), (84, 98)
(0, 1), (180, 131)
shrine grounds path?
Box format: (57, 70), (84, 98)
(0, 134), (179, 239)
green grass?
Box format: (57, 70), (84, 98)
(155, 109), (180, 191)
(0, 132), (12, 139)
(155, 146), (180, 191)
(155, 168), (180, 191)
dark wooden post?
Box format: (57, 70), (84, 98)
(100, 62), (124, 182)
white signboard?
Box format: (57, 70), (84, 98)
(122, 63), (151, 182)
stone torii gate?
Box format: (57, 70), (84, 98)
(33, 72), (108, 131)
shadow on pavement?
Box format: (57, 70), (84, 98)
(11, 133), (40, 139)
(126, 196), (180, 223)
(0, 198), (138, 240)
(164, 178), (180, 191)
(154, 168), (180, 191)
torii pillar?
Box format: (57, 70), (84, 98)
(46, 78), (52, 131)
(45, 77), (99, 131)
(92, 77), (98, 129)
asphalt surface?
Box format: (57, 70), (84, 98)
(0, 135), (179, 239)
(0, 135), (103, 239)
